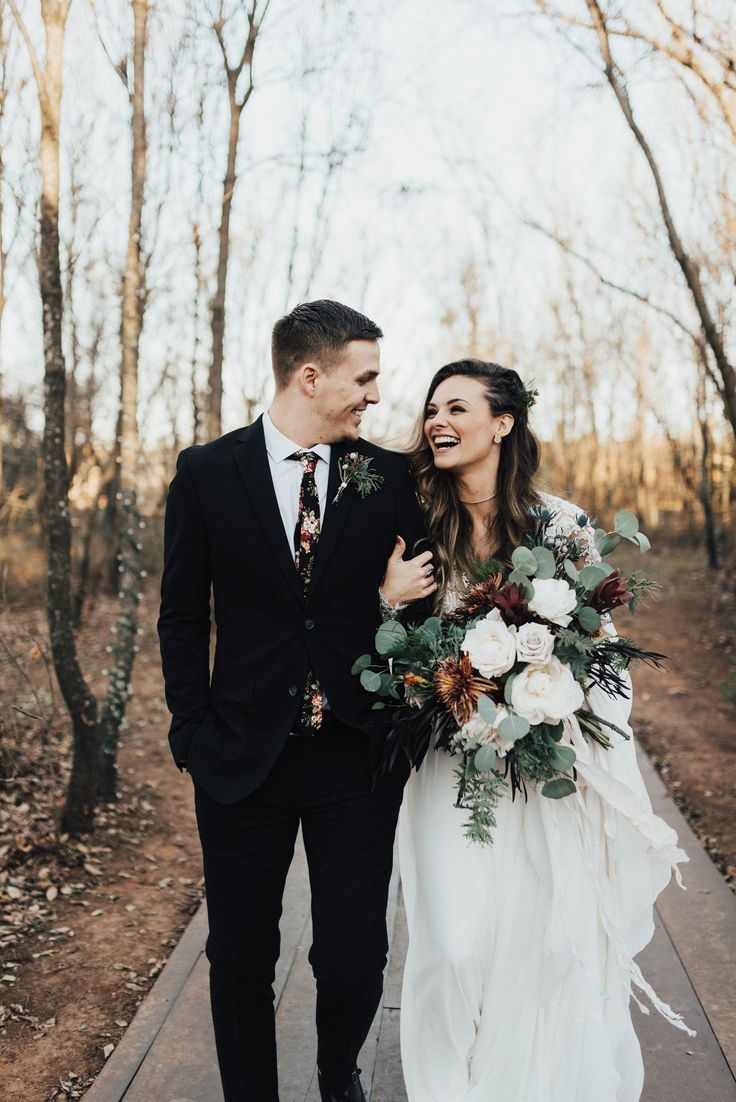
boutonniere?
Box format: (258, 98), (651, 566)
(333, 452), (384, 505)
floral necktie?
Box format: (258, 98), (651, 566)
(291, 450), (323, 733)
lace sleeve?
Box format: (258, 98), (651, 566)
(541, 493), (600, 566)
(379, 589), (407, 622)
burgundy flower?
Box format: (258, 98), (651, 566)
(589, 569), (633, 614)
(492, 582), (530, 627)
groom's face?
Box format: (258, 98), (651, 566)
(313, 339), (381, 442)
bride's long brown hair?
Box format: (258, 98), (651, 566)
(408, 360), (542, 599)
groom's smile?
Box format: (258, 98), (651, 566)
(315, 338), (381, 442)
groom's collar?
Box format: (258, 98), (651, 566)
(262, 410), (331, 466)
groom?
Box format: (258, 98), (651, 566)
(158, 300), (430, 1101)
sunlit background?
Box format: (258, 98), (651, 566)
(5, 1), (732, 484)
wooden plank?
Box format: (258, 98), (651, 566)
(83, 906), (208, 1102)
(370, 885), (408, 1102)
(636, 911), (736, 1101)
(84, 749), (736, 1102)
(91, 832), (311, 1101)
(285, 845), (403, 1102)
(637, 747), (736, 1073)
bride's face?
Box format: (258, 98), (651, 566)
(424, 376), (509, 472)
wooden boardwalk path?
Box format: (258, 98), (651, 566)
(85, 750), (736, 1102)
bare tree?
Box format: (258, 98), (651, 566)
(0, 2), (31, 501)
(9, 0), (99, 834)
(534, 0), (736, 439)
(207, 0), (270, 441)
(96, 0), (149, 800)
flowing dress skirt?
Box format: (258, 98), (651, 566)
(398, 678), (692, 1102)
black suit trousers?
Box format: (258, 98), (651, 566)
(193, 722), (409, 1102)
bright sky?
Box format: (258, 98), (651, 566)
(3, 0), (730, 449)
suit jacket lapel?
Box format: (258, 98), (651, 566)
(232, 418), (304, 604)
(309, 442), (353, 597)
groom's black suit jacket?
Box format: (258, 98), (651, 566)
(157, 416), (429, 804)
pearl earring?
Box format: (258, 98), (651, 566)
(493, 433), (502, 444)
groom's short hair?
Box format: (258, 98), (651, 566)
(271, 299), (383, 389)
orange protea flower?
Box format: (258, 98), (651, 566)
(461, 573), (504, 617)
(433, 654), (499, 726)
(403, 673), (431, 687)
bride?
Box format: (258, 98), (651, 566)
(379, 359), (691, 1102)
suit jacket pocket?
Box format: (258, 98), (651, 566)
(168, 708), (215, 768)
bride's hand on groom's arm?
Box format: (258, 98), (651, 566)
(380, 536), (437, 606)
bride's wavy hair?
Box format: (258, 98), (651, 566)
(408, 360), (542, 599)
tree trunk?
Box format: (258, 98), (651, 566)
(697, 377), (720, 569)
(10, 0), (101, 834)
(585, 0), (736, 441)
(98, 0), (149, 801)
(207, 2), (265, 441)
(208, 86), (241, 442)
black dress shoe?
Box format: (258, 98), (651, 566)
(317, 1066), (366, 1101)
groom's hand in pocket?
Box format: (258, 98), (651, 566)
(380, 535), (437, 606)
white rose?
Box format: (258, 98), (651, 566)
(515, 621), (555, 665)
(458, 706), (516, 757)
(510, 656), (584, 725)
(462, 608), (517, 678)
(527, 578), (577, 627)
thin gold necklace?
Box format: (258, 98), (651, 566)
(459, 491), (497, 504)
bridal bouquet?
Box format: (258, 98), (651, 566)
(355, 506), (664, 844)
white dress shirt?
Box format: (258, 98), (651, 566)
(262, 411), (331, 557)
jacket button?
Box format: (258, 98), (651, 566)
(288, 685), (299, 697)
(304, 618), (315, 630)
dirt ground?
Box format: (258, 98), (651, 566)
(0, 539), (733, 1101)
(622, 542), (736, 886)
(0, 598), (203, 1102)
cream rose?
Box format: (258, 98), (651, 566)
(510, 656), (584, 725)
(527, 578), (577, 627)
(515, 621), (555, 665)
(462, 609), (517, 678)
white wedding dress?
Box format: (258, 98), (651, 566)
(398, 494), (692, 1102)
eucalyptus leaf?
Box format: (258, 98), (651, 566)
(546, 721), (564, 742)
(477, 695), (497, 724)
(360, 669), (383, 693)
(633, 531), (651, 554)
(578, 563), (609, 591)
(503, 673), (516, 705)
(511, 547), (538, 575)
(508, 572), (535, 597)
(542, 777), (577, 799)
(563, 559), (578, 582)
(351, 654), (372, 675)
(532, 546), (556, 579)
(473, 745), (498, 773)
(419, 616), (443, 638)
(594, 530), (621, 557)
(576, 605), (602, 633)
(614, 509), (639, 538)
(375, 619), (407, 655)
(371, 701), (385, 710)
(498, 713), (530, 742)
(550, 745), (577, 771)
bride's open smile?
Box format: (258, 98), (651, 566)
(424, 375), (512, 475)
